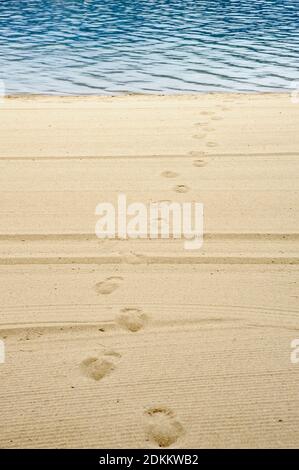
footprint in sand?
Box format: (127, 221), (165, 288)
(193, 159), (207, 167)
(80, 351), (121, 381)
(116, 307), (147, 332)
(202, 126), (215, 132)
(193, 133), (207, 140)
(211, 115), (222, 121)
(206, 142), (218, 148)
(161, 171), (179, 178)
(145, 407), (184, 447)
(94, 276), (123, 295)
(173, 184), (189, 193)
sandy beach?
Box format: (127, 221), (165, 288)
(0, 93), (299, 448)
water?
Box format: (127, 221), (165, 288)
(0, 0), (298, 94)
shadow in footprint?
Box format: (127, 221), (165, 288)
(200, 111), (214, 116)
(193, 159), (207, 167)
(116, 307), (147, 332)
(145, 407), (184, 447)
(193, 133), (207, 140)
(161, 171), (179, 178)
(80, 351), (121, 381)
(173, 184), (189, 194)
(206, 142), (218, 148)
(94, 276), (123, 295)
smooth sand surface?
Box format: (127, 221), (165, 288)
(0, 93), (299, 448)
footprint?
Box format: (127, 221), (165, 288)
(116, 307), (147, 332)
(200, 111), (214, 116)
(193, 159), (207, 167)
(94, 276), (123, 295)
(145, 407), (184, 448)
(206, 142), (218, 148)
(202, 126), (215, 132)
(211, 116), (222, 121)
(80, 351), (121, 381)
(173, 184), (189, 193)
(161, 171), (178, 178)
(193, 133), (207, 140)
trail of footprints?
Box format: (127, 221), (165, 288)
(16, 102), (232, 446)
(77, 104), (227, 443)
(193, 103), (230, 149)
(158, 103), (230, 195)
(81, 278), (183, 446)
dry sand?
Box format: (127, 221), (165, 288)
(0, 93), (298, 448)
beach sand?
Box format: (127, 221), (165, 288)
(0, 93), (299, 448)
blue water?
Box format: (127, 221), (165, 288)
(0, 0), (298, 94)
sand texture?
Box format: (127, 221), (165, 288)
(0, 93), (299, 448)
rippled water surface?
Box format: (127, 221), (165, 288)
(0, 0), (298, 94)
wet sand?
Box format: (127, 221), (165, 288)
(0, 93), (299, 448)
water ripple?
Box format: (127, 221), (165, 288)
(0, 0), (298, 94)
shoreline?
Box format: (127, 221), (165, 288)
(3, 90), (293, 99)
